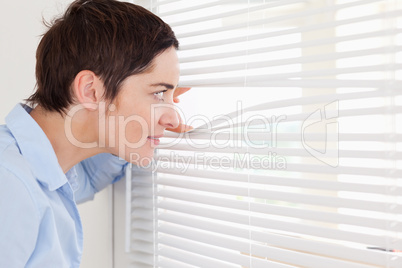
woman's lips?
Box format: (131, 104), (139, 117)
(147, 135), (162, 146)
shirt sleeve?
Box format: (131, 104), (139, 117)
(0, 166), (40, 267)
(73, 153), (128, 204)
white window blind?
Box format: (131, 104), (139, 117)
(126, 0), (402, 267)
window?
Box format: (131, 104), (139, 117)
(122, 0), (402, 267)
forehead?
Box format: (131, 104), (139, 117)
(151, 47), (180, 77)
(117, 47), (180, 94)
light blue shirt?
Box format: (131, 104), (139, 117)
(0, 104), (128, 267)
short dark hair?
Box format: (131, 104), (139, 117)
(27, 0), (179, 114)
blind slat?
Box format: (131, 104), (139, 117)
(163, 132), (402, 142)
(155, 168), (400, 195)
(158, 144), (402, 160)
(131, 218), (153, 230)
(155, 156), (402, 178)
(130, 252), (154, 267)
(158, 224), (381, 268)
(180, 29), (402, 63)
(157, 257), (196, 268)
(183, 90), (398, 129)
(159, 234), (264, 267)
(157, 189), (400, 230)
(181, 64), (402, 85)
(158, 0), (233, 17)
(159, 235), (297, 268)
(169, 0), (305, 27)
(181, 79), (402, 89)
(178, 9), (401, 49)
(180, 46), (402, 76)
(158, 212), (401, 268)
(156, 177), (402, 213)
(203, 106), (402, 131)
(130, 240), (153, 255)
(157, 245), (240, 268)
(158, 200), (402, 249)
(150, 0), (180, 8)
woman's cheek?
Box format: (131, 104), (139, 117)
(122, 115), (149, 144)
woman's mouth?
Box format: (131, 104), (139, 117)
(147, 135), (161, 146)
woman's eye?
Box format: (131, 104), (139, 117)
(154, 90), (168, 101)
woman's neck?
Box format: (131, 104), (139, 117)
(30, 105), (104, 173)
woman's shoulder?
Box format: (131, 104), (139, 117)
(0, 125), (41, 201)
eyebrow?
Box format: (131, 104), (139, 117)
(150, 83), (176, 90)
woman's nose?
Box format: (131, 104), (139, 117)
(159, 104), (180, 129)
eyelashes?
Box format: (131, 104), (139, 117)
(154, 89), (168, 101)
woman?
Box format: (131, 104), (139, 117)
(0, 0), (191, 267)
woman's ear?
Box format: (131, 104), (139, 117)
(72, 70), (104, 110)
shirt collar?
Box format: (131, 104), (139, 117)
(66, 166), (79, 192)
(5, 103), (67, 191)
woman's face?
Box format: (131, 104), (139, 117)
(103, 47), (180, 166)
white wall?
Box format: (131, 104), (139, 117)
(79, 187), (113, 268)
(0, 0), (64, 123)
(0, 1), (112, 268)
